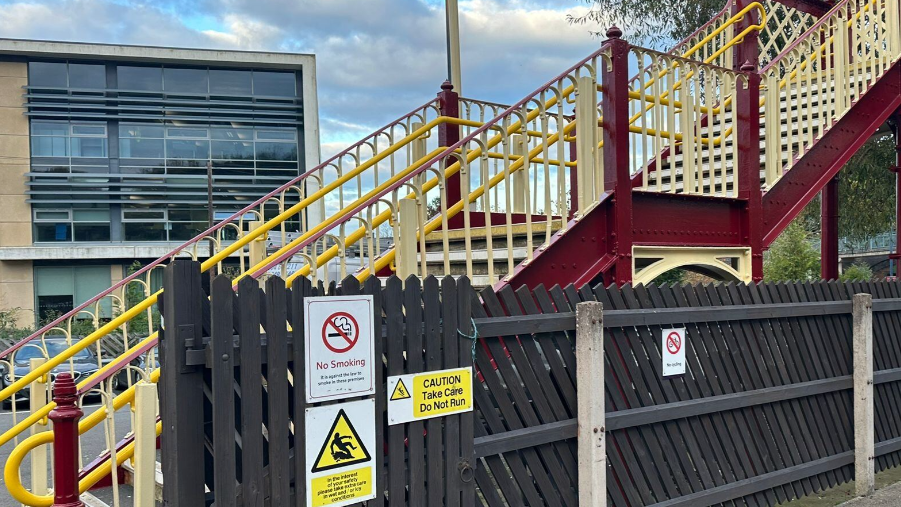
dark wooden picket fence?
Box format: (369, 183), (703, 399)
(158, 258), (901, 506)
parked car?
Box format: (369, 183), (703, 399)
(0, 338), (110, 409)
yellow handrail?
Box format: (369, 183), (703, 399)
(4, 373), (161, 506)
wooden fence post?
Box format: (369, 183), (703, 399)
(159, 259), (207, 506)
(576, 301), (605, 506)
(853, 293), (875, 497)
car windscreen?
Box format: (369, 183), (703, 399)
(14, 341), (93, 362)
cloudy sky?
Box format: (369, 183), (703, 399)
(0, 0), (605, 160)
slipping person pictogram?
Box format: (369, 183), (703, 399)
(311, 408), (372, 473)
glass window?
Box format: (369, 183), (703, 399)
(123, 222), (166, 241)
(35, 210), (70, 220)
(212, 140), (254, 160)
(70, 137), (108, 157)
(167, 128), (208, 138)
(209, 69), (252, 95)
(117, 66), (163, 92)
(256, 129), (296, 140)
(32, 122), (69, 136)
(123, 209), (166, 221)
(255, 142), (297, 161)
(212, 127), (252, 140)
(68, 64), (106, 89)
(38, 295), (74, 322)
(29, 62), (67, 87)
(120, 124), (165, 138)
(253, 71), (295, 97)
(73, 224), (110, 241)
(163, 67), (208, 94)
(73, 209), (109, 221)
(166, 139), (209, 159)
(119, 138), (164, 158)
(32, 136), (69, 157)
(71, 125), (105, 136)
(35, 222), (71, 242)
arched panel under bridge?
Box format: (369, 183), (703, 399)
(632, 246), (753, 285)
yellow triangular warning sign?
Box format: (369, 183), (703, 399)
(390, 379), (411, 401)
(311, 409), (372, 473)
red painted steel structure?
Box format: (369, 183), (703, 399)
(50, 373), (84, 507)
(821, 176), (840, 280)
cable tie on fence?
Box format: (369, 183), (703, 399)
(457, 317), (479, 361)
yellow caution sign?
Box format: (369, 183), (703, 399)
(387, 367), (473, 425)
(311, 409), (372, 473)
(305, 399), (377, 507)
(390, 379), (411, 401)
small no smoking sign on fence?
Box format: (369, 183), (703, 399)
(305, 295), (376, 403)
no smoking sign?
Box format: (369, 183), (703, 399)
(305, 296), (375, 402)
(662, 328), (686, 377)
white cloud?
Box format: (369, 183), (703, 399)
(0, 0), (602, 154)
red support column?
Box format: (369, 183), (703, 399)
(50, 373), (84, 507)
(821, 176), (840, 280)
(601, 28), (633, 285)
(738, 62), (764, 282)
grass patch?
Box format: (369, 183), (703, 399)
(785, 465), (901, 506)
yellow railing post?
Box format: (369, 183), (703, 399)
(397, 198), (419, 280)
(247, 220), (268, 274)
(133, 382), (158, 507)
(29, 357), (49, 499)
(575, 75), (599, 212)
(511, 133), (527, 213)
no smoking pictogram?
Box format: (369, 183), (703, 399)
(666, 331), (682, 355)
(322, 312), (360, 353)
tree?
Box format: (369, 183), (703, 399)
(652, 268), (686, 285)
(839, 262), (874, 282)
(763, 222), (820, 281)
(569, 0), (724, 47)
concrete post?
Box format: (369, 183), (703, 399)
(853, 293), (874, 497)
(576, 301), (605, 506)
(50, 373), (84, 507)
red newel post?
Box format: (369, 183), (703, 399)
(438, 80), (462, 209)
(601, 27), (634, 285)
(50, 373), (84, 507)
(737, 61), (764, 281)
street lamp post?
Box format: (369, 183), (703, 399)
(445, 0), (462, 95)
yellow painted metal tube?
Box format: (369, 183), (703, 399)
(5, 417), (163, 507)
(0, 295), (159, 404)
(0, 116), (465, 406)
(5, 371), (161, 506)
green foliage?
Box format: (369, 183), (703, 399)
(121, 261), (161, 338)
(0, 308), (33, 342)
(652, 268), (686, 286)
(839, 135), (896, 249)
(764, 222), (821, 282)
(569, 0), (724, 47)
(839, 262), (874, 282)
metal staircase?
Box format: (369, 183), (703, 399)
(3, 0), (901, 503)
